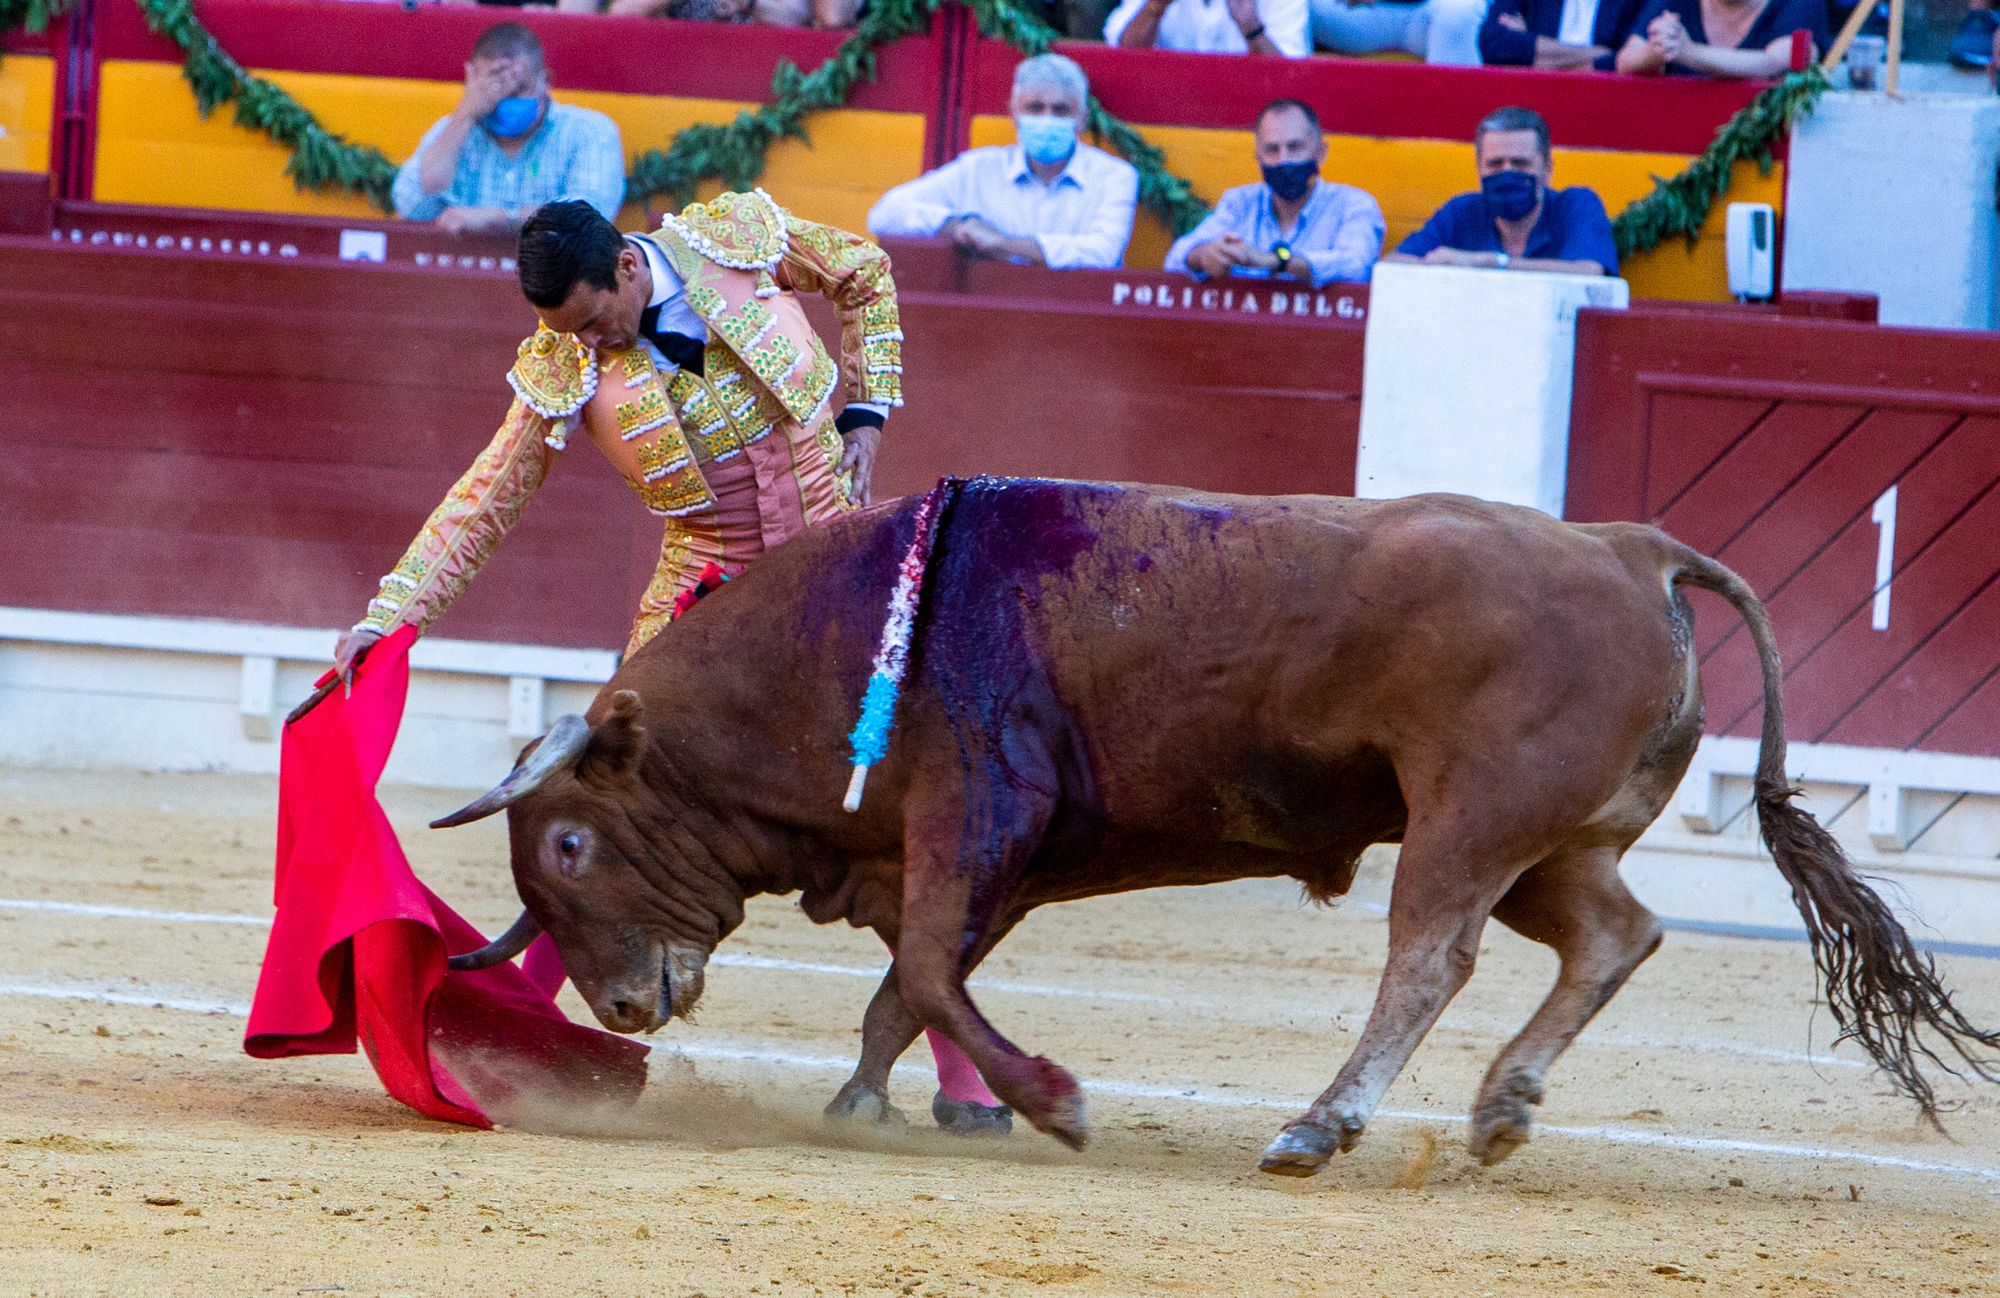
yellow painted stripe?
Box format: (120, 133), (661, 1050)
(0, 53), (55, 175)
(970, 115), (1781, 301)
(92, 61), (927, 233)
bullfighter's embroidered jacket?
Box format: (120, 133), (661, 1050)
(354, 190), (904, 655)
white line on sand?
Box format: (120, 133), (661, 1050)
(0, 897), (269, 926)
(0, 895), (1878, 1070)
(0, 895), (1171, 1005)
(2, 977), (1995, 1188)
(0, 979), (251, 1017)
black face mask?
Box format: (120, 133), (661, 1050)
(1261, 159), (1319, 203)
(1481, 170), (1541, 221)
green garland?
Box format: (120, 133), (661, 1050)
(136, 0), (398, 209)
(625, 0), (931, 210)
(6, 0), (1821, 259)
(624, 0), (1207, 234)
(1611, 65), (1826, 260)
(0, 0), (68, 34)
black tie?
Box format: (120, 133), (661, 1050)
(638, 302), (706, 376)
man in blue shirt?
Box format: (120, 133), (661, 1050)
(392, 23), (626, 237)
(1388, 106), (1618, 277)
(1165, 99), (1384, 287)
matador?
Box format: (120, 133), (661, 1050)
(332, 192), (1011, 1135)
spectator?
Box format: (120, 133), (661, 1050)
(1307, 0), (1488, 65)
(1104, 0), (1312, 57)
(1047, 0), (1125, 39)
(1386, 106), (1618, 276)
(1166, 99), (1384, 287)
(1479, 0), (1647, 67)
(866, 54), (1139, 270)
(1614, 0), (1827, 76)
(597, 0), (863, 24)
(391, 23), (624, 233)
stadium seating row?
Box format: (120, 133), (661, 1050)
(2, 0), (1785, 297)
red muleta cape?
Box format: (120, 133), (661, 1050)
(244, 625), (648, 1126)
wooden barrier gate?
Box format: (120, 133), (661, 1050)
(1569, 304), (2000, 763)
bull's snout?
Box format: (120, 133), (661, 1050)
(592, 977), (668, 1034)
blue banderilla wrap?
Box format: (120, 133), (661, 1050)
(842, 477), (961, 812)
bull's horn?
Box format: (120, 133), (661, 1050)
(430, 714), (591, 829)
(445, 910), (542, 972)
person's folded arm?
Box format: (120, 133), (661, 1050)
(1301, 192), (1386, 285)
(1535, 37), (1612, 66)
(1478, 0), (1539, 64)
(1165, 192), (1247, 277)
(1616, 31), (1670, 72)
(867, 160), (971, 239)
(1037, 164), (1139, 269)
(1551, 189), (1619, 277)
(393, 119), (456, 221)
(1386, 206), (1451, 263)
(1673, 32), (1800, 77)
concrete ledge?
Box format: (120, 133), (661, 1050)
(0, 608), (615, 789)
(1630, 737), (2000, 949)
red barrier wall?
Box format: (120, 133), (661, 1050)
(0, 217), (1362, 648)
(1568, 305), (2000, 760)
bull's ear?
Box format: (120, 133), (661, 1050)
(582, 689), (646, 780)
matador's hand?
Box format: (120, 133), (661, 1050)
(838, 425), (881, 507)
(333, 628), (384, 692)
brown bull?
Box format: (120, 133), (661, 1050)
(439, 478), (1997, 1172)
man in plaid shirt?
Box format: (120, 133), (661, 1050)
(393, 22), (626, 236)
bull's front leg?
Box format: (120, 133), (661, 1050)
(893, 791), (1084, 1148)
(824, 963), (922, 1129)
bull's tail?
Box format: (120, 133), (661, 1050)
(1666, 541), (2000, 1124)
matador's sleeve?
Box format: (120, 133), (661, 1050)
(353, 328), (595, 635)
(774, 211), (903, 410)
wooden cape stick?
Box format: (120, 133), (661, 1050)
(1884, 0), (1904, 94)
(1821, 0), (1874, 70)
(285, 678), (341, 727)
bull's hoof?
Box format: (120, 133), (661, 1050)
(931, 1090), (1014, 1137)
(1469, 1112), (1532, 1166)
(1034, 1090), (1092, 1151)
(824, 1081), (907, 1130)
(1468, 1076), (1542, 1166)
(1258, 1122), (1340, 1177)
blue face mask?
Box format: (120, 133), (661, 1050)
(1481, 169), (1541, 222)
(1016, 114), (1079, 168)
(483, 96), (543, 141)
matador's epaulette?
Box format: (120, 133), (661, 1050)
(506, 324), (598, 448)
(658, 189), (790, 295)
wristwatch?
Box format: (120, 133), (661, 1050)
(1493, 251), (1511, 269)
(1241, 21), (1266, 40)
(1272, 242), (1293, 272)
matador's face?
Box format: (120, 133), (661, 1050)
(535, 244), (650, 353)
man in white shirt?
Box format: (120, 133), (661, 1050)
(1104, 0), (1312, 56)
(866, 54), (1139, 270)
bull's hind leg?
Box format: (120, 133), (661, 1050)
(1260, 822), (1533, 1177)
(1468, 843), (1662, 1165)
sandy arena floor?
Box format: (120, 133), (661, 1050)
(0, 765), (1994, 1297)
